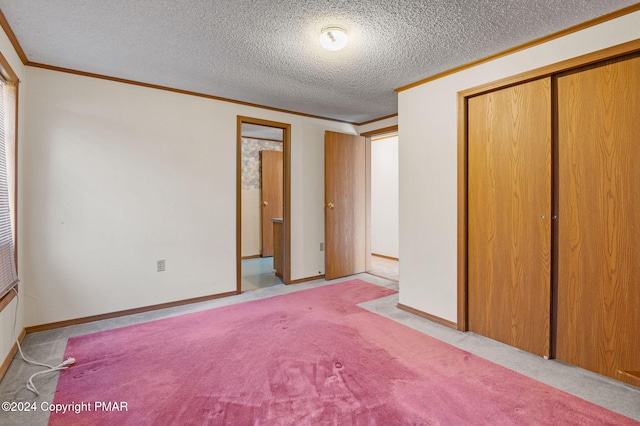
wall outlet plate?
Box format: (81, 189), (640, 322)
(157, 259), (165, 272)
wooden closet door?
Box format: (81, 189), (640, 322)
(556, 53), (640, 386)
(468, 78), (552, 358)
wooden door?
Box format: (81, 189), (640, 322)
(325, 131), (366, 280)
(556, 53), (640, 386)
(467, 78), (552, 358)
(260, 150), (283, 257)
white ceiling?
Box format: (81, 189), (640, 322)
(0, 1), (637, 123)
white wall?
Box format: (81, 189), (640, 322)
(22, 68), (355, 326)
(371, 136), (399, 258)
(0, 29), (26, 367)
(398, 11), (640, 323)
(358, 116), (397, 135)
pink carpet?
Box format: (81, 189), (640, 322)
(50, 279), (637, 425)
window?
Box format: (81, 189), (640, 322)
(0, 53), (18, 303)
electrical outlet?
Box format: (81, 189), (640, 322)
(157, 259), (165, 272)
(320, 242), (324, 251)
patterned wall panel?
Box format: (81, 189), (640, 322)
(241, 138), (283, 190)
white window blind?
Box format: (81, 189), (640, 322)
(0, 78), (18, 299)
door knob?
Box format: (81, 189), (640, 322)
(263, 201), (269, 206)
(327, 202), (335, 209)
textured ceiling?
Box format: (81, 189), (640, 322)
(0, 1), (637, 123)
(241, 124), (283, 141)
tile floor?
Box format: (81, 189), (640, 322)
(241, 257), (282, 291)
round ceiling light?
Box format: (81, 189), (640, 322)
(320, 26), (348, 51)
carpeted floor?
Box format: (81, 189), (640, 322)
(47, 279), (637, 425)
(243, 255), (399, 291)
(2, 275), (639, 425)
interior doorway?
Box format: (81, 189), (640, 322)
(237, 117), (291, 292)
(323, 126), (399, 282)
(369, 131), (399, 282)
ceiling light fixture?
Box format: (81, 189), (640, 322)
(320, 26), (348, 51)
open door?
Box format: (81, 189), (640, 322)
(324, 131), (366, 280)
(260, 150), (283, 257)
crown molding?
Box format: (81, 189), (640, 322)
(0, 8), (401, 125)
(396, 3), (640, 92)
(0, 9), (28, 65)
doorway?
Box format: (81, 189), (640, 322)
(323, 126), (399, 281)
(369, 132), (399, 282)
(237, 117), (291, 292)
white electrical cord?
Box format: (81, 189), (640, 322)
(11, 287), (75, 395)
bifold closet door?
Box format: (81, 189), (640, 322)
(467, 78), (552, 358)
(556, 53), (640, 386)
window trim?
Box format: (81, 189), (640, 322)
(0, 50), (19, 312)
